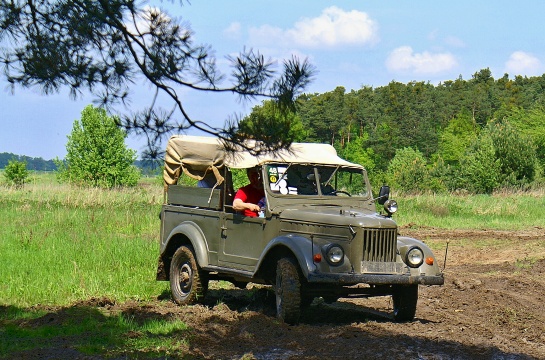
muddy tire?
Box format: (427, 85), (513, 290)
(392, 285), (418, 322)
(170, 245), (208, 305)
(275, 257), (302, 324)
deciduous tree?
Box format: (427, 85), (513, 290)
(56, 105), (140, 187)
(239, 100), (308, 144)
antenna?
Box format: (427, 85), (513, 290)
(442, 240), (450, 271)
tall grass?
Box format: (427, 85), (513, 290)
(394, 190), (545, 230)
(0, 173), (168, 307)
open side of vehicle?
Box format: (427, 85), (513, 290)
(157, 135), (444, 324)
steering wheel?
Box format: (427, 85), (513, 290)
(326, 190), (352, 197)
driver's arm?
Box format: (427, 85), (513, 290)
(233, 198), (260, 213)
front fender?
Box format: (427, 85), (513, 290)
(256, 234), (318, 278)
(397, 236), (442, 276)
(163, 221), (210, 268)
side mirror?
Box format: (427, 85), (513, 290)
(377, 185), (390, 205)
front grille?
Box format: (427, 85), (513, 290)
(362, 228), (397, 262)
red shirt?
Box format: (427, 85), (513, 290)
(234, 184), (265, 217)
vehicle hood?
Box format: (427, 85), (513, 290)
(278, 206), (397, 228)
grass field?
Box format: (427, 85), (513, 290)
(1, 172), (544, 358)
(0, 173), (167, 307)
(396, 190), (545, 230)
(2, 173), (544, 306)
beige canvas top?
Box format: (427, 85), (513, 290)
(163, 135), (363, 187)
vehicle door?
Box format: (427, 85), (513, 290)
(219, 212), (267, 272)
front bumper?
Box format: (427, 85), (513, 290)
(307, 272), (444, 286)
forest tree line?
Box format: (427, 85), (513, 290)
(286, 68), (545, 193)
(0, 153), (57, 171)
(0, 153), (158, 176)
(5, 68), (545, 193)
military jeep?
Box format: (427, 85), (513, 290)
(157, 135), (444, 324)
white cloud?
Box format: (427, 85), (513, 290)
(385, 46), (457, 75)
(427, 30), (465, 48)
(249, 24), (285, 46)
(223, 22), (242, 40)
(504, 51), (542, 76)
(427, 29), (439, 41)
(338, 61), (363, 74)
(444, 36), (465, 48)
(248, 7), (379, 49)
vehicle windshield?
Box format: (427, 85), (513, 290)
(265, 164), (369, 198)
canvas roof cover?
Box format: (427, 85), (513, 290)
(163, 135), (363, 187)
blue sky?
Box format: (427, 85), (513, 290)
(2, 1), (545, 159)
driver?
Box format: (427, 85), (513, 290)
(233, 167), (265, 217)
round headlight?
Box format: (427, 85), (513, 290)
(405, 246), (424, 268)
(325, 245), (344, 265)
(384, 199), (398, 215)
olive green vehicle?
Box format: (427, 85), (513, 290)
(156, 135), (444, 324)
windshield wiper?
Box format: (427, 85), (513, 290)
(322, 165), (340, 188)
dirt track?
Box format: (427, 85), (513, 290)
(13, 228), (545, 359)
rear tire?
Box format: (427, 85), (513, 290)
(275, 257), (302, 324)
(170, 245), (208, 305)
(392, 285), (418, 322)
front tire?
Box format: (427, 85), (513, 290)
(170, 245), (208, 305)
(275, 257), (302, 324)
(392, 285), (418, 322)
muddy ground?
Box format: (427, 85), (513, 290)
(11, 228), (545, 359)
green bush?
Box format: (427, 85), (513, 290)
(386, 147), (429, 192)
(426, 156), (451, 193)
(488, 120), (537, 186)
(456, 133), (501, 193)
(453, 120), (538, 193)
(437, 111), (478, 166)
(502, 106), (545, 170)
(3, 159), (29, 188)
